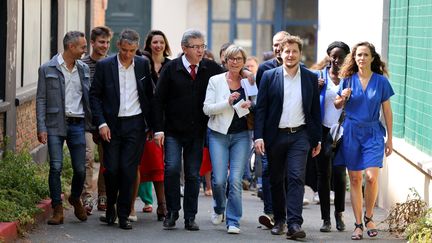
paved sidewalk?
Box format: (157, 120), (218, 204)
(20, 186), (405, 243)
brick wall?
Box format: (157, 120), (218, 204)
(92, 0), (107, 27)
(16, 100), (39, 152)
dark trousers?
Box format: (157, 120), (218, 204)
(164, 135), (204, 220)
(316, 126), (347, 221)
(102, 115), (145, 220)
(268, 130), (310, 227)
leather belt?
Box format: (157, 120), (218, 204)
(278, 125), (305, 134)
(66, 117), (84, 124)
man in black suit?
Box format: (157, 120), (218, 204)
(153, 29), (224, 231)
(90, 29), (153, 230)
(254, 35), (321, 239)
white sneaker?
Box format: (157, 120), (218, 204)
(180, 185), (184, 197)
(227, 225), (240, 234)
(313, 192), (320, 204)
(330, 191), (335, 205)
(303, 197), (310, 206)
(211, 213), (224, 225)
(128, 214), (138, 222)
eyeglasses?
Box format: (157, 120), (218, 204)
(185, 44), (207, 50)
(228, 57), (244, 63)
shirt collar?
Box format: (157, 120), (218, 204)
(57, 53), (77, 71)
(117, 54), (135, 69)
(282, 65), (301, 79)
(182, 54), (199, 70)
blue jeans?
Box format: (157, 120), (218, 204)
(164, 136), (203, 219)
(209, 130), (250, 227)
(260, 154), (273, 214)
(48, 121), (86, 207)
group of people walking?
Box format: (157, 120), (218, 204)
(36, 25), (394, 241)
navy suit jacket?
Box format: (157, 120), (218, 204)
(254, 65), (322, 148)
(89, 54), (153, 131)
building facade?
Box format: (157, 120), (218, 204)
(0, 0), (106, 161)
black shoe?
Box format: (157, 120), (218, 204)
(258, 214), (275, 229)
(100, 205), (116, 225)
(320, 220), (331, 232)
(287, 224), (306, 239)
(335, 212), (346, 231)
(184, 218), (200, 231)
(163, 211), (179, 230)
(270, 221), (286, 235)
(119, 218), (132, 230)
(257, 189), (263, 200)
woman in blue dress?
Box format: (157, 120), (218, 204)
(334, 42), (394, 240)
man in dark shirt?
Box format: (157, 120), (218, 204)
(153, 29), (224, 231)
(81, 26), (112, 215)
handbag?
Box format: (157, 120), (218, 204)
(323, 77), (351, 159)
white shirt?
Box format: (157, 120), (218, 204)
(117, 55), (142, 117)
(278, 66), (305, 128)
(182, 55), (199, 73)
(57, 54), (84, 118)
(323, 72), (343, 128)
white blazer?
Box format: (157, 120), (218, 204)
(203, 72), (249, 135)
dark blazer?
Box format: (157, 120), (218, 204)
(152, 56), (224, 138)
(89, 54), (153, 131)
(256, 58), (280, 88)
(36, 54), (91, 136)
(254, 65), (322, 148)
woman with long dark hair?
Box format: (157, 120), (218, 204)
(334, 42), (394, 240)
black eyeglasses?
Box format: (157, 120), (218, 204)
(186, 44), (207, 50)
(228, 57), (244, 63)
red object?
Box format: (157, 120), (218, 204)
(190, 65), (197, 80)
(199, 147), (212, 177)
(140, 140), (164, 182)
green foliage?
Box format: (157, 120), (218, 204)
(405, 208), (432, 242)
(0, 146), (73, 226)
(385, 188), (431, 242)
(0, 150), (50, 224)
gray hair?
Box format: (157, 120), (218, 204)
(118, 29), (140, 45)
(181, 29), (204, 47)
(63, 31), (85, 50)
(224, 45), (247, 63)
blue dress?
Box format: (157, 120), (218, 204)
(333, 72), (394, 171)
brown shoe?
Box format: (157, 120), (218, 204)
(47, 204), (64, 225)
(68, 196), (88, 221)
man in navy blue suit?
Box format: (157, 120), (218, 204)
(90, 29), (153, 230)
(254, 35), (321, 239)
(255, 30), (290, 230)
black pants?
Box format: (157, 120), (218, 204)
(268, 130), (310, 227)
(316, 126), (347, 221)
(102, 115), (146, 220)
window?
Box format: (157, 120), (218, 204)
(208, 0), (317, 65)
(19, 0), (51, 89)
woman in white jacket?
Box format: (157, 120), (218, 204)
(203, 45), (252, 234)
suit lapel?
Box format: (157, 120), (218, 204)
(134, 57), (144, 93)
(277, 67), (284, 102)
(111, 56), (120, 100)
(300, 66), (309, 112)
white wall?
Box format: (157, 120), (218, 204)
(151, 0), (208, 58)
(317, 0), (384, 61)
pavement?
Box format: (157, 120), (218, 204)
(18, 185), (405, 243)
